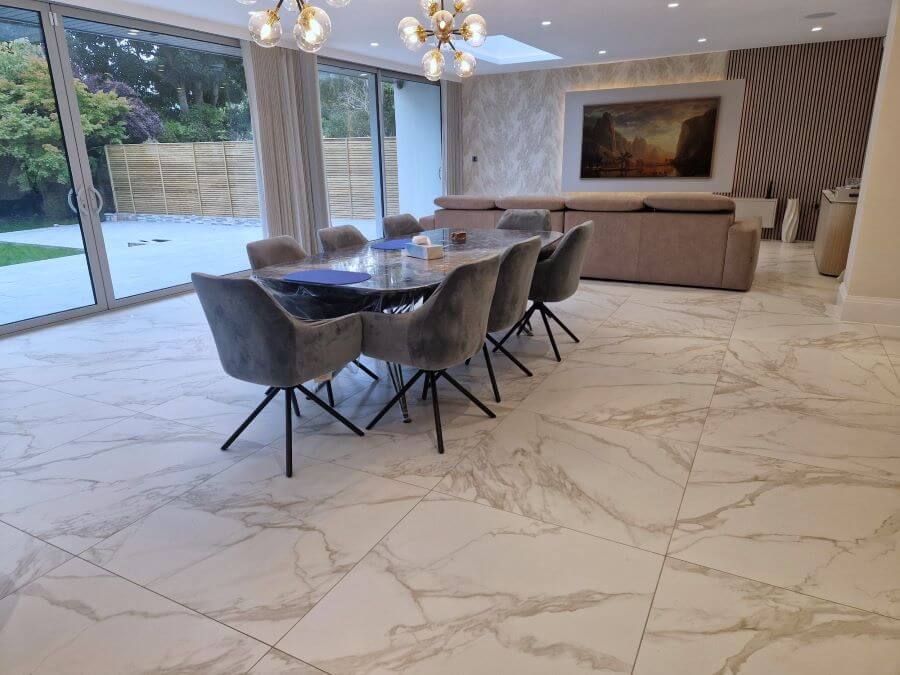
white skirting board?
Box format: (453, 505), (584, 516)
(839, 283), (900, 326)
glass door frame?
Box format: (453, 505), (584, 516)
(318, 57), (443, 237)
(1, 0), (256, 336)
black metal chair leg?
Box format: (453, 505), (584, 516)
(421, 371), (431, 400)
(487, 334), (533, 377)
(543, 305), (580, 343)
(482, 343), (501, 403)
(295, 384), (364, 436)
(221, 387), (279, 450)
(284, 389), (293, 478)
(367, 369), (425, 430)
(354, 359), (380, 381)
(493, 304), (536, 352)
(290, 389), (301, 416)
(438, 371), (496, 419)
(539, 305), (561, 362)
(430, 371), (444, 454)
(325, 380), (335, 407)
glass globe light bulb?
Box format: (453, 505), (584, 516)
(422, 48), (444, 81)
(461, 13), (486, 47)
(397, 17), (425, 51)
(248, 10), (282, 48)
(454, 51), (476, 78)
(419, 0), (439, 19)
(326, 0), (351, 6)
(294, 5), (331, 52)
(431, 9), (454, 42)
(454, 0), (474, 12)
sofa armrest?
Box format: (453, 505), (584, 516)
(722, 217), (762, 291)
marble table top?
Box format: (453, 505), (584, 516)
(254, 227), (562, 319)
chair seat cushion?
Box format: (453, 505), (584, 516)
(434, 195), (497, 210)
(496, 195), (566, 211)
(564, 192), (646, 212)
(643, 192), (735, 213)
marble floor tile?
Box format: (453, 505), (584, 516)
(250, 649), (324, 674)
(700, 404), (900, 479)
(568, 327), (728, 375)
(731, 310), (884, 352)
(85, 451), (425, 644)
(519, 361), (718, 443)
(712, 339), (900, 411)
(669, 446), (900, 618)
(0, 521), (70, 600)
(604, 289), (742, 338)
(877, 324), (900, 356)
(277, 494), (663, 674)
(633, 558), (900, 675)
(0, 415), (259, 553)
(0, 558), (268, 675)
(436, 408), (696, 553)
(739, 285), (840, 318)
(0, 379), (134, 468)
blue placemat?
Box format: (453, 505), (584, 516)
(282, 269), (372, 286)
(370, 238), (412, 251)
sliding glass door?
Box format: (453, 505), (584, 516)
(0, 3), (102, 328)
(318, 61), (441, 239)
(1, 1), (262, 335)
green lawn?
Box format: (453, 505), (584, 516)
(0, 241), (84, 267)
(0, 216), (79, 234)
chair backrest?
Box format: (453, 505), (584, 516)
(246, 235), (308, 272)
(534, 221), (595, 303)
(407, 255), (501, 371)
(192, 273), (299, 387)
(317, 225), (368, 253)
(497, 209), (551, 232)
(382, 213), (424, 239)
(488, 237), (542, 333)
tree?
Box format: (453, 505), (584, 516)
(0, 39), (129, 203)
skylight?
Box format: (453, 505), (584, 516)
(465, 35), (561, 65)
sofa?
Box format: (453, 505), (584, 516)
(431, 192), (761, 291)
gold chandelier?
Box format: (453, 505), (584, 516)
(237, 0), (350, 52)
(398, 0), (487, 80)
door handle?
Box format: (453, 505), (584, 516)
(90, 187), (104, 215)
(67, 188), (78, 214)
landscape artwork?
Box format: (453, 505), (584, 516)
(580, 97), (720, 178)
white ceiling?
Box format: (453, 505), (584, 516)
(61, 0), (892, 76)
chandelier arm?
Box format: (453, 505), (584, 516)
(274, 0), (285, 11)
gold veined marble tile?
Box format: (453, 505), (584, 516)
(277, 495), (662, 674)
(633, 558), (900, 675)
(670, 446), (900, 618)
(731, 310), (883, 352)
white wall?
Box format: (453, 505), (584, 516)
(840, 0), (900, 325)
(394, 81), (443, 218)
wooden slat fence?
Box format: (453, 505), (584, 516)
(106, 138), (400, 221)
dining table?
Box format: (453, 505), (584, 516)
(253, 226), (563, 421)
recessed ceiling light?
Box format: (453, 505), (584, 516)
(811, 26), (823, 32)
(541, 20), (552, 26)
(370, 41), (379, 46)
(697, 37), (707, 43)
(805, 11), (836, 19)
(668, 2), (680, 7)
(598, 49), (607, 55)
(127, 29), (140, 35)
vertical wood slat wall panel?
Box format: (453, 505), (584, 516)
(727, 38), (883, 240)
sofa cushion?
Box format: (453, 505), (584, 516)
(643, 192), (735, 213)
(496, 195), (566, 211)
(564, 192), (646, 212)
(434, 195), (496, 210)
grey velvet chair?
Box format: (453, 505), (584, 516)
(382, 213), (424, 239)
(192, 273), (364, 477)
(361, 255), (501, 454)
(496, 209), (551, 233)
(246, 235), (379, 388)
(494, 221), (595, 362)
(317, 224), (368, 253)
(246, 235), (307, 270)
(463, 236), (542, 402)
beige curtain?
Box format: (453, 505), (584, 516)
(242, 41), (330, 252)
(441, 80), (464, 195)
